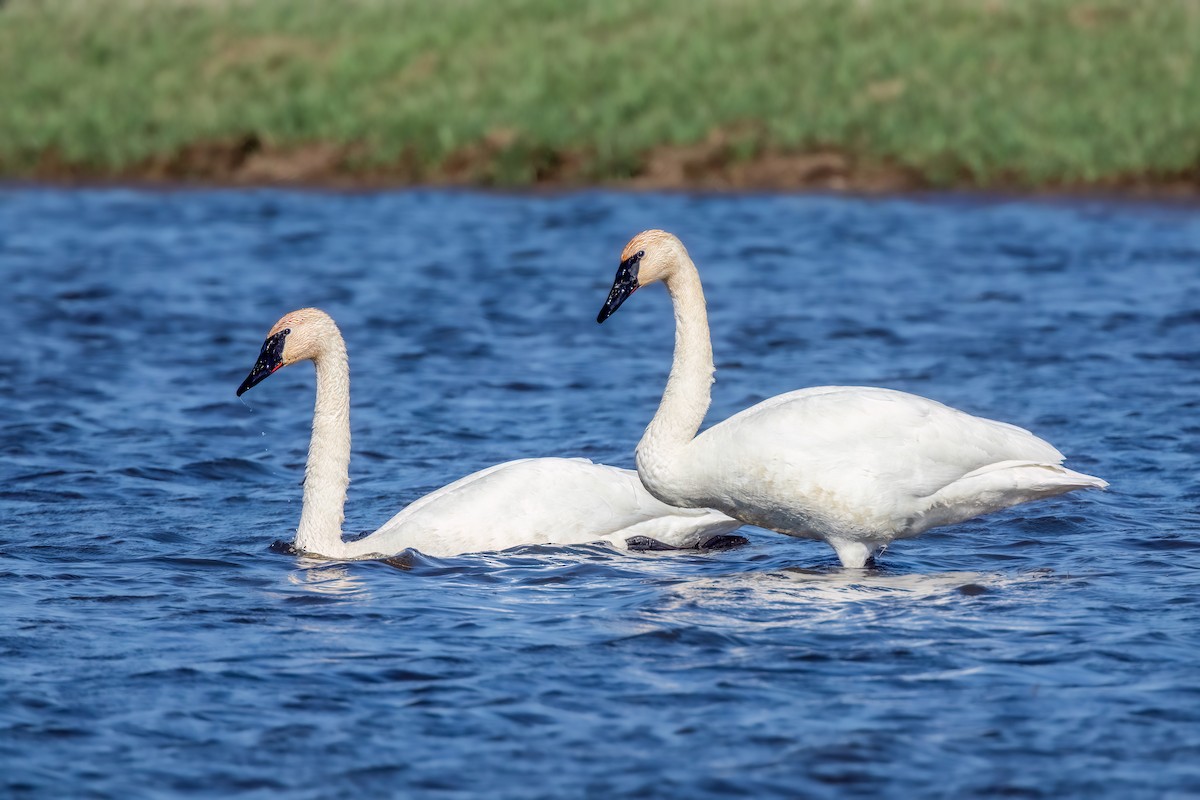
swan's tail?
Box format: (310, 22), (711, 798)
(963, 461), (1109, 494)
(915, 460), (1108, 533)
(1041, 466), (1108, 492)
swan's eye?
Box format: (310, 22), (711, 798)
(636, 250), (645, 260)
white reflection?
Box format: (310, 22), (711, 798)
(287, 558), (368, 597)
(655, 568), (1050, 627)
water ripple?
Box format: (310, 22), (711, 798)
(0, 189), (1197, 798)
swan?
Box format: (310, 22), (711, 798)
(595, 230), (1107, 568)
(235, 308), (743, 560)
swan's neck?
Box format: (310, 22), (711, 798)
(636, 259), (714, 504)
(294, 341), (353, 558)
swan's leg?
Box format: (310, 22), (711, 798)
(855, 542), (888, 568)
(829, 539), (871, 569)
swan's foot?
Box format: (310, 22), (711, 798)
(625, 534), (749, 552)
(625, 536), (680, 552)
(382, 553), (416, 571)
(698, 534), (749, 551)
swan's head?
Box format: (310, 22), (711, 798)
(596, 230), (688, 323)
(237, 308), (339, 396)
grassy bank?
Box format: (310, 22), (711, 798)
(2, 0), (1199, 191)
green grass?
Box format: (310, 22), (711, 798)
(2, 0), (1199, 187)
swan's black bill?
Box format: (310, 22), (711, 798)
(236, 329), (289, 396)
(596, 253), (641, 323)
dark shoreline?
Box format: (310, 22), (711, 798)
(11, 138), (1200, 202)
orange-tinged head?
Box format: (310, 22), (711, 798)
(237, 308), (339, 396)
(597, 230), (689, 323)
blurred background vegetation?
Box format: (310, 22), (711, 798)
(1, 0), (1198, 191)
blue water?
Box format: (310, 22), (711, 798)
(1, 187), (1198, 798)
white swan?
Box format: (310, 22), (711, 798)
(236, 308), (743, 560)
(595, 230), (1107, 568)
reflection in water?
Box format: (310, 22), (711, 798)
(773, 566), (1024, 599)
(287, 559), (369, 597)
(656, 567), (1054, 627)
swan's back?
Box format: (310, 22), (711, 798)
(710, 385), (1062, 463)
(366, 457), (740, 557)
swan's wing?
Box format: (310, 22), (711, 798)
(708, 385), (1064, 476)
(694, 386), (1094, 532)
(370, 457), (738, 556)
(378, 457), (589, 529)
